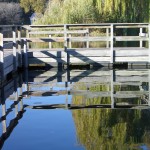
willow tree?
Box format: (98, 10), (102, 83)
(35, 0), (150, 24)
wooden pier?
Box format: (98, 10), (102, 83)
(0, 23), (150, 83)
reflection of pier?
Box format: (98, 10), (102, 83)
(0, 68), (150, 149)
(25, 69), (150, 109)
(0, 74), (25, 149)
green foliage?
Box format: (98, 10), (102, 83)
(35, 0), (149, 24)
(20, 0), (48, 13)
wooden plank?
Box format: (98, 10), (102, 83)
(29, 29), (88, 35)
(69, 57), (149, 63)
(71, 69), (148, 75)
(27, 36), (111, 43)
(115, 76), (148, 82)
(28, 47), (149, 52)
(28, 50), (111, 58)
(4, 54), (13, 68)
(4, 64), (13, 76)
(28, 58), (65, 63)
(115, 36), (149, 41)
(115, 70), (148, 76)
(115, 25), (149, 28)
(70, 36), (111, 42)
(4, 80), (14, 94)
(27, 37), (65, 42)
(3, 42), (13, 49)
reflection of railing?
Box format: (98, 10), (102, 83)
(0, 25), (23, 84)
(0, 68), (150, 149)
(24, 69), (150, 109)
(0, 74), (25, 149)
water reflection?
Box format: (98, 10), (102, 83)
(0, 68), (150, 149)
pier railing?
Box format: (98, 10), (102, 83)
(23, 23), (150, 67)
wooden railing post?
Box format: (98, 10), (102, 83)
(69, 34), (72, 48)
(64, 24), (68, 66)
(23, 39), (28, 68)
(86, 28), (89, 48)
(110, 24), (114, 64)
(106, 27), (109, 48)
(49, 34), (52, 49)
(0, 27), (4, 80)
(26, 28), (29, 49)
(12, 26), (17, 71)
(17, 26), (22, 67)
(139, 28), (143, 48)
(149, 24), (150, 63)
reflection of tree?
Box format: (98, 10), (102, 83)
(72, 106), (150, 150)
(73, 82), (143, 105)
(72, 83), (150, 150)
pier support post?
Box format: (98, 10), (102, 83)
(12, 26), (17, 71)
(0, 27), (4, 80)
(23, 39), (28, 68)
(110, 24), (114, 64)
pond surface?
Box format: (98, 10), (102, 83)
(1, 68), (150, 150)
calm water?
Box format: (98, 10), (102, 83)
(1, 68), (150, 150)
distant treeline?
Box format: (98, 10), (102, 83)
(0, 0), (149, 25)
